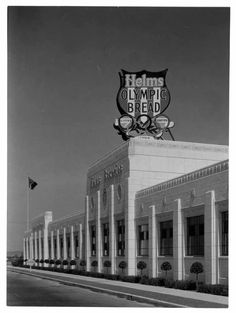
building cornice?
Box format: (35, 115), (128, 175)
(136, 159), (228, 199)
(87, 137), (228, 174)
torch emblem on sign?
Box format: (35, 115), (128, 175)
(114, 69), (175, 141)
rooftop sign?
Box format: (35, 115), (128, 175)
(114, 69), (175, 140)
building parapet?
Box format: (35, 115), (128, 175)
(136, 159), (228, 199)
(48, 211), (84, 226)
(88, 141), (129, 171)
(129, 137), (228, 153)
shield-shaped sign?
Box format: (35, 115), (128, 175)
(116, 69), (170, 120)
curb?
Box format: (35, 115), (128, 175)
(8, 268), (186, 307)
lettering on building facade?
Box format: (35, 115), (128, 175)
(90, 163), (123, 189)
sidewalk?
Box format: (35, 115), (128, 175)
(8, 266), (228, 308)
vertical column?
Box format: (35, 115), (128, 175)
(173, 198), (184, 280)
(56, 229), (60, 259)
(149, 205), (157, 278)
(43, 228), (49, 261)
(109, 185), (115, 274)
(85, 195), (90, 271)
(23, 238), (26, 260)
(79, 224), (83, 259)
(30, 233), (34, 259)
(34, 231), (38, 260)
(38, 230), (42, 261)
(205, 190), (218, 284)
(26, 237), (29, 260)
(63, 227), (67, 260)
(51, 231), (54, 259)
(96, 190), (102, 272)
(126, 177), (136, 276)
(71, 225), (75, 260)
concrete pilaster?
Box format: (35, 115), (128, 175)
(205, 190), (218, 284)
(44, 228), (49, 260)
(126, 178), (136, 276)
(71, 225), (75, 259)
(79, 223), (83, 259)
(26, 237), (29, 260)
(96, 190), (102, 272)
(109, 184), (115, 274)
(173, 198), (184, 280)
(38, 230), (42, 260)
(85, 195), (90, 271)
(34, 231), (38, 260)
(23, 238), (26, 261)
(63, 227), (67, 259)
(30, 233), (34, 259)
(51, 231), (54, 259)
(56, 229), (60, 259)
(149, 205), (157, 278)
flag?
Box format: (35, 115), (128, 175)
(28, 177), (38, 190)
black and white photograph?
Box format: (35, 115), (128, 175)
(4, 1), (231, 309)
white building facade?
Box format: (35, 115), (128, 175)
(23, 137), (228, 285)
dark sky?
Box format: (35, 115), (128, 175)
(7, 7), (229, 251)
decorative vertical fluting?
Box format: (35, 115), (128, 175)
(173, 198), (184, 280)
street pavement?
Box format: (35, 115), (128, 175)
(7, 270), (153, 307)
(8, 267), (228, 308)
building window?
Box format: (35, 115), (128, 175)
(103, 223), (109, 256)
(138, 224), (149, 256)
(48, 239), (51, 259)
(60, 237), (63, 258)
(117, 184), (122, 201)
(75, 235), (79, 258)
(91, 197), (95, 210)
(221, 211), (228, 256)
(160, 220), (173, 256)
(37, 239), (39, 257)
(103, 188), (107, 207)
(54, 238), (57, 253)
(41, 238), (44, 259)
(187, 215), (204, 256)
(67, 237), (70, 258)
(91, 225), (96, 256)
(117, 219), (125, 256)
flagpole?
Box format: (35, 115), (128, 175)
(27, 176), (29, 231)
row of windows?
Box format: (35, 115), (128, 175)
(90, 212), (228, 257)
(91, 219), (125, 257)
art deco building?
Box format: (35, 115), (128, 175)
(23, 136), (228, 285)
